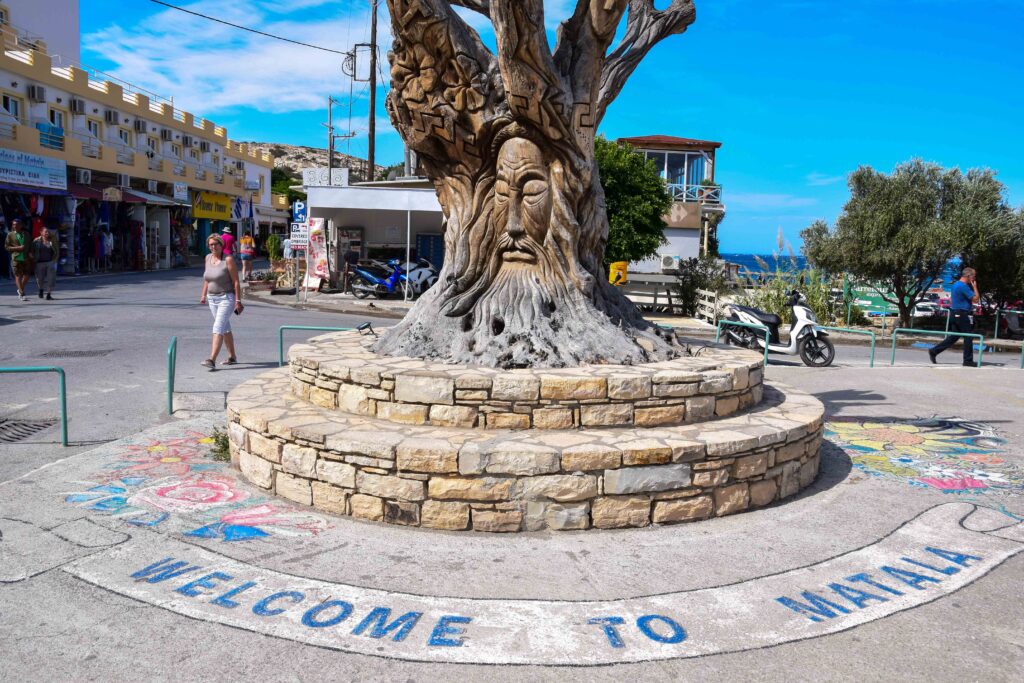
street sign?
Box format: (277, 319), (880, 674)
(290, 222), (309, 248)
(292, 200), (307, 223)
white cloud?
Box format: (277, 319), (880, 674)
(805, 172), (845, 186)
(727, 193), (818, 210)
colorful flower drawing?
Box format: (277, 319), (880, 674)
(63, 432), (332, 542)
(826, 418), (1024, 496)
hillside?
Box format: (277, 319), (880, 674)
(241, 142), (386, 180)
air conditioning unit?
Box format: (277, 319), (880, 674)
(104, 110), (121, 125)
(147, 179), (158, 193)
(116, 173), (130, 188)
(160, 128), (173, 142)
(70, 98), (86, 115)
(181, 135), (193, 147)
(133, 119), (147, 133)
(235, 160), (245, 171)
(199, 141), (210, 152)
(75, 168), (92, 185)
(661, 255), (681, 272)
(27, 85), (46, 102)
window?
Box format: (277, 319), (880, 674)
(49, 107), (66, 129)
(190, 148), (199, 161)
(118, 128), (132, 146)
(171, 144), (182, 159)
(86, 118), (101, 139)
(644, 151), (667, 179)
(666, 153), (687, 185)
(1, 93), (21, 122)
(147, 136), (157, 152)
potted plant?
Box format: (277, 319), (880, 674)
(247, 270), (276, 292)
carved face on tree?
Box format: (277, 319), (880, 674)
(493, 137), (552, 267)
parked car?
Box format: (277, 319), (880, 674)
(912, 302), (942, 318)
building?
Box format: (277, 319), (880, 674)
(0, 0), (284, 273)
(617, 134), (725, 271)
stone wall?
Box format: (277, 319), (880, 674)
(288, 332), (764, 429)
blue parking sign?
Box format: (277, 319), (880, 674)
(292, 200), (307, 223)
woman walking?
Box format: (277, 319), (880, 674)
(32, 226), (58, 300)
(238, 230), (256, 281)
(199, 234), (243, 369)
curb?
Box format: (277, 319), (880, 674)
(245, 289), (407, 319)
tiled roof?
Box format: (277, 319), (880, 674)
(617, 135), (722, 150)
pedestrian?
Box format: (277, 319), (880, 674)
(220, 226), (236, 257)
(4, 218), (31, 301)
(32, 226), (58, 300)
(239, 230), (256, 281)
(929, 267), (981, 367)
(199, 234), (243, 369)
(103, 228), (113, 271)
(0, 220), (10, 280)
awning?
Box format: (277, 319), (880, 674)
(0, 181), (69, 196)
(122, 188), (186, 206)
(67, 183), (104, 200)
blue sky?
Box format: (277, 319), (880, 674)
(79, 0), (1024, 253)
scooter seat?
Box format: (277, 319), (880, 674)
(731, 305), (781, 327)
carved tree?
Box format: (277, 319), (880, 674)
(377, 0), (697, 368)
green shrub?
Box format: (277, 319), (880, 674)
(210, 428), (231, 462)
(266, 234), (282, 261)
(675, 256), (727, 317)
(739, 257), (846, 324)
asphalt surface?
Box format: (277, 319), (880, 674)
(1, 269), (1022, 681)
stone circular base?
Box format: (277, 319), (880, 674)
(289, 331), (765, 429)
(228, 368), (824, 532)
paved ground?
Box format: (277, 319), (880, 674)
(1, 270), (1023, 680)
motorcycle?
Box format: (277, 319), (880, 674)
(349, 258), (438, 299)
(722, 290), (835, 367)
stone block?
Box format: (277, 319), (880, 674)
(699, 373), (733, 393)
(799, 455), (819, 488)
(428, 477), (515, 501)
(591, 496), (651, 528)
(455, 375), (492, 390)
(356, 471), (425, 502)
(749, 479), (777, 506)
(281, 444), (317, 478)
(702, 430), (761, 457)
(540, 375), (606, 400)
(491, 375), (541, 401)
(366, 388), (391, 401)
(733, 452), (769, 479)
(714, 483), (749, 515)
(691, 469), (729, 488)
(311, 482), (349, 515)
(714, 396), (740, 416)
(384, 500), (420, 526)
(775, 441), (805, 464)
(309, 386), (337, 409)
(472, 508), (523, 532)
(634, 405), (686, 427)
(580, 403), (633, 427)
(653, 382), (699, 398)
(607, 375), (652, 399)
(429, 405), (478, 428)
(338, 384), (374, 414)
(620, 439), (673, 466)
(376, 402), (430, 425)
(275, 472), (312, 506)
(485, 412), (531, 429)
(239, 450), (273, 489)
(520, 474), (598, 502)
(345, 455), (395, 470)
(459, 442), (560, 476)
(326, 431), (402, 460)
(350, 494), (383, 521)
(394, 372), (454, 405)
(686, 396), (716, 420)
(249, 432), (282, 463)
(421, 501), (471, 530)
(652, 370), (701, 384)
(229, 440), (240, 468)
(533, 408), (574, 430)
(733, 367), (750, 390)
(652, 495), (713, 523)
(456, 389), (489, 401)
(316, 459), (356, 488)
(227, 422), (248, 448)
(561, 444), (621, 471)
(603, 463), (691, 494)
(526, 502), (590, 531)
(666, 439), (704, 463)
(397, 439), (459, 474)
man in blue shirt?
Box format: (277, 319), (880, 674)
(929, 267), (981, 366)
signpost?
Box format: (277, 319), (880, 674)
(290, 222), (309, 303)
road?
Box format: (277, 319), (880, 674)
(0, 265), (390, 482)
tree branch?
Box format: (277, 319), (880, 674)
(597, 0), (696, 121)
(449, 0), (490, 16)
(552, 1), (628, 104)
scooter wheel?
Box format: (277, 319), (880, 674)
(799, 336), (835, 367)
(351, 276), (372, 299)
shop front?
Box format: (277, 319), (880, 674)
(191, 190), (234, 256)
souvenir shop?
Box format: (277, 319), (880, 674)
(191, 190), (233, 256)
(0, 182), (77, 275)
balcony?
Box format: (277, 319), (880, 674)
(66, 130), (102, 159)
(31, 119), (64, 151)
(667, 183), (722, 205)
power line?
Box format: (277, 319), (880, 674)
(149, 0), (348, 55)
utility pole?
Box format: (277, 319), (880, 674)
(327, 95), (334, 178)
(367, 0), (378, 179)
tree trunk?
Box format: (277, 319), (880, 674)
(374, 0), (696, 368)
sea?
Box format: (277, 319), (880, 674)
(720, 253), (963, 288)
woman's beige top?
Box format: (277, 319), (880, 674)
(204, 255), (233, 295)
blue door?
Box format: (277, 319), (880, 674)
(416, 233), (445, 270)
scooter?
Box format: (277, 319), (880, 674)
(350, 259), (406, 299)
(401, 258), (439, 296)
(722, 290), (835, 367)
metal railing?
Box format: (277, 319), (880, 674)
(278, 326), (353, 366)
(715, 320), (770, 367)
(31, 119), (64, 150)
(817, 326), (877, 368)
(0, 367), (68, 446)
(889, 328), (984, 368)
(667, 183), (722, 204)
(167, 336), (177, 415)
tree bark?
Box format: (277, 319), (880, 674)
(376, 0), (695, 367)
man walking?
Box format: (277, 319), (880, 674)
(4, 219), (31, 300)
(930, 267), (981, 366)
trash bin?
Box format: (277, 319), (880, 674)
(608, 261), (628, 285)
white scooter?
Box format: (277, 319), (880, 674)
(722, 290), (835, 367)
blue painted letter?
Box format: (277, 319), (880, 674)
(924, 547), (982, 568)
(428, 615), (472, 647)
(131, 557), (202, 584)
(636, 615), (687, 644)
(211, 581), (258, 609)
(776, 591), (852, 622)
(252, 591), (305, 616)
(880, 565), (941, 590)
(176, 572), (233, 597)
(352, 607), (422, 642)
(302, 600), (354, 628)
(588, 617), (626, 648)
(845, 572), (904, 597)
(827, 582), (888, 609)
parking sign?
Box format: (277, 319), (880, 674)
(292, 200), (307, 223)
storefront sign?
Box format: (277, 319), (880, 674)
(290, 222), (309, 248)
(102, 187), (123, 202)
(306, 218), (329, 279)
(192, 191), (232, 220)
(244, 180), (261, 191)
(0, 149), (67, 190)
(173, 182), (189, 202)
